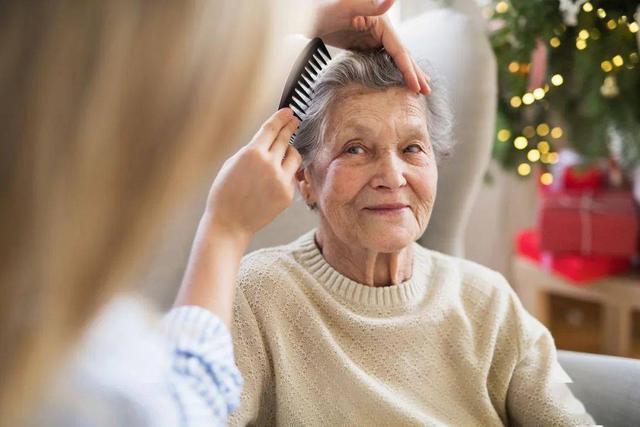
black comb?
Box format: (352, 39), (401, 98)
(278, 37), (332, 142)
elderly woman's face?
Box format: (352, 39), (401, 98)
(304, 85), (437, 252)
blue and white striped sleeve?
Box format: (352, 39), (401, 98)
(162, 305), (244, 426)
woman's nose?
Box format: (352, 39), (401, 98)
(370, 152), (407, 190)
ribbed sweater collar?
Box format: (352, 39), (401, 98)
(293, 229), (433, 309)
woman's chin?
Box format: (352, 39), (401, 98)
(358, 225), (417, 252)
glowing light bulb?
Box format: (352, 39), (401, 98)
(601, 60), (613, 72)
(540, 172), (554, 185)
(497, 129), (511, 142)
(495, 1), (509, 14)
(533, 88), (546, 100)
(517, 163), (532, 176)
(514, 136), (528, 150)
(510, 96), (522, 108)
(527, 149), (541, 162)
(613, 55), (624, 67)
(536, 124), (550, 136)
(522, 93), (535, 105)
(537, 141), (550, 153)
(551, 74), (564, 86)
(550, 127), (563, 139)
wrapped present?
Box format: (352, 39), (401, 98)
(515, 229), (632, 285)
(538, 190), (638, 257)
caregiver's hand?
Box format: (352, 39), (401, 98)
(174, 108), (301, 326)
(311, 0), (430, 95)
(205, 108), (302, 239)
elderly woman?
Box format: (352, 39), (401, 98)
(229, 51), (594, 426)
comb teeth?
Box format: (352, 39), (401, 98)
(278, 38), (332, 128)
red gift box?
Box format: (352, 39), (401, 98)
(538, 190), (638, 257)
(516, 229), (632, 285)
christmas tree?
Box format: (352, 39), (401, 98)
(489, 0), (640, 183)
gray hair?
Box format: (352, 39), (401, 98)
(293, 50), (454, 167)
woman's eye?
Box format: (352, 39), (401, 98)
(404, 144), (424, 153)
(345, 145), (365, 155)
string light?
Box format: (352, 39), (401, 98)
(629, 22), (639, 33)
(533, 88), (546, 99)
(597, 8), (606, 19)
(537, 141), (550, 153)
(630, 52), (639, 64)
(497, 129), (511, 142)
(551, 74), (564, 86)
(510, 96), (522, 108)
(536, 123), (550, 136)
(514, 136), (528, 150)
(522, 93), (535, 105)
(606, 19), (617, 30)
(550, 127), (563, 139)
(540, 172), (554, 185)
(548, 152), (560, 164)
(527, 149), (541, 162)
(612, 55), (624, 67)
(582, 2), (593, 13)
(550, 37), (561, 48)
(601, 60), (613, 72)
(523, 126), (536, 138)
(508, 61), (520, 73)
(578, 29), (590, 40)
(576, 39), (587, 50)
(517, 163), (532, 176)
(495, 1), (509, 14)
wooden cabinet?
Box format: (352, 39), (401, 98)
(511, 255), (640, 358)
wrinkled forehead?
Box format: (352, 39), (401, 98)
(322, 85), (428, 139)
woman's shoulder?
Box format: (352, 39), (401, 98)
(414, 243), (514, 300)
(237, 231), (314, 293)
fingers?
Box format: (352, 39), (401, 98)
(270, 117), (300, 161)
(373, 17), (422, 94)
(282, 144), (303, 176)
(411, 57), (431, 95)
(250, 108), (294, 149)
(348, 0), (395, 17)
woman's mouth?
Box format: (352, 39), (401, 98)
(363, 204), (410, 214)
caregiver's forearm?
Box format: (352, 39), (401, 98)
(174, 213), (251, 328)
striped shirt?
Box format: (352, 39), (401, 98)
(34, 296), (243, 426)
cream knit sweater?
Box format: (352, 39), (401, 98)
(229, 230), (594, 426)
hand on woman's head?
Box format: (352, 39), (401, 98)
(310, 0), (431, 95)
(205, 108), (302, 240)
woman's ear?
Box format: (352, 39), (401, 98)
(295, 167), (315, 204)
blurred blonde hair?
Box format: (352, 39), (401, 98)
(0, 0), (296, 423)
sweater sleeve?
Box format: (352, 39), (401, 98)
(162, 305), (244, 425)
(505, 292), (596, 426)
(228, 288), (275, 426)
